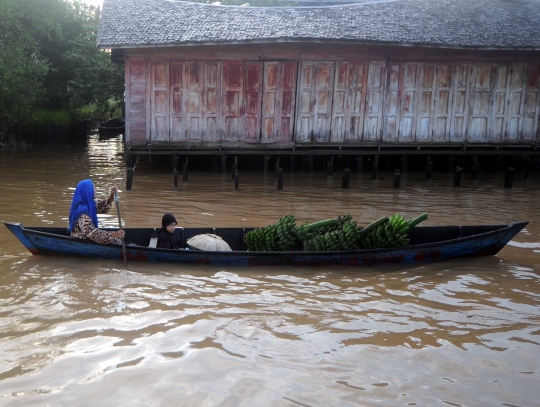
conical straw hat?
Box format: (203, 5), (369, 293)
(187, 234), (232, 252)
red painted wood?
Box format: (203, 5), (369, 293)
(243, 62), (263, 142)
(523, 66), (540, 141)
(296, 61), (334, 142)
(331, 61), (368, 142)
(125, 49), (540, 146)
(126, 58), (148, 144)
(262, 61), (297, 143)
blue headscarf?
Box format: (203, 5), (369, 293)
(68, 179), (99, 232)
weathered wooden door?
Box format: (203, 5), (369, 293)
(468, 64), (495, 142)
(150, 60), (169, 141)
(363, 62), (386, 141)
(522, 66), (540, 142)
(506, 64), (527, 141)
(399, 64), (420, 142)
(185, 61), (221, 142)
(222, 61), (244, 142)
(204, 62), (220, 142)
(296, 61), (335, 142)
(383, 63), (400, 142)
(169, 61), (186, 141)
(262, 61), (297, 143)
(222, 61), (263, 142)
(331, 61), (367, 142)
(244, 62), (263, 142)
(490, 65), (510, 142)
(126, 57), (147, 144)
(432, 64), (453, 142)
(415, 64), (436, 142)
(449, 64), (471, 142)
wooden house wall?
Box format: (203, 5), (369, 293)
(123, 44), (540, 147)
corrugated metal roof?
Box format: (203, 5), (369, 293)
(97, 0), (540, 49)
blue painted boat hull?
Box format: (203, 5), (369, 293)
(3, 221), (528, 267)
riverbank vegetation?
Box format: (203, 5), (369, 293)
(0, 0), (124, 143)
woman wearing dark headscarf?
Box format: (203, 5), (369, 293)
(156, 213), (179, 249)
(68, 179), (125, 245)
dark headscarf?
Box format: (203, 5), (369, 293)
(68, 179), (98, 232)
(157, 213), (178, 249)
(162, 213), (177, 228)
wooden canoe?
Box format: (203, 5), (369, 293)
(3, 221), (527, 267)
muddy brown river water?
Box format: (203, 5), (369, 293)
(0, 135), (539, 406)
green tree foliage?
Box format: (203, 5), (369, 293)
(0, 0), (123, 134)
(0, 0), (48, 132)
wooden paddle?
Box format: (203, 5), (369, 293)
(114, 191), (128, 266)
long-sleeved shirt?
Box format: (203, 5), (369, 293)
(70, 199), (122, 245)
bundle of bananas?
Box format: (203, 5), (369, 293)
(359, 212), (428, 249)
(244, 214), (300, 251)
(295, 217), (342, 243)
(244, 212), (428, 252)
(245, 216), (345, 252)
(303, 218), (361, 251)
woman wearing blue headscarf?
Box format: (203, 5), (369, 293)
(68, 179), (125, 245)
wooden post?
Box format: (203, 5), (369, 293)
(401, 154), (408, 173)
(496, 155), (503, 173)
(275, 157), (280, 178)
(454, 167), (463, 187)
(291, 155), (295, 173)
(357, 154), (363, 173)
(504, 167), (515, 188)
(523, 160), (531, 180)
(173, 155), (179, 188)
(372, 155), (379, 180)
(342, 168), (350, 189)
(327, 160), (333, 177)
(126, 167), (134, 191)
(448, 155), (455, 173)
(234, 169), (239, 190)
(232, 156), (238, 179)
(308, 154), (314, 173)
(277, 168), (283, 190)
(183, 163), (188, 182)
(426, 156), (433, 180)
(125, 154), (135, 191)
(393, 169), (400, 188)
(263, 154), (269, 175)
(471, 156), (480, 180)
(221, 155), (226, 174)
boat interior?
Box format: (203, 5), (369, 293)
(23, 224), (510, 251)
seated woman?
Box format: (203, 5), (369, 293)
(68, 179), (125, 245)
(156, 213), (179, 249)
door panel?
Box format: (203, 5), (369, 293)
(432, 64), (453, 141)
(169, 62), (186, 141)
(262, 61), (297, 143)
(468, 64), (495, 142)
(295, 61), (334, 142)
(450, 64), (471, 142)
(150, 60), (169, 141)
(331, 61), (367, 142)
(522, 66), (540, 141)
(363, 62), (386, 141)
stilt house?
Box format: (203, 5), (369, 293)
(98, 0), (540, 153)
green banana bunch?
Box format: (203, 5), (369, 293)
(244, 214), (300, 251)
(303, 219), (361, 252)
(361, 212), (428, 249)
(244, 212), (428, 252)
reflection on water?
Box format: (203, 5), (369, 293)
(0, 135), (539, 406)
